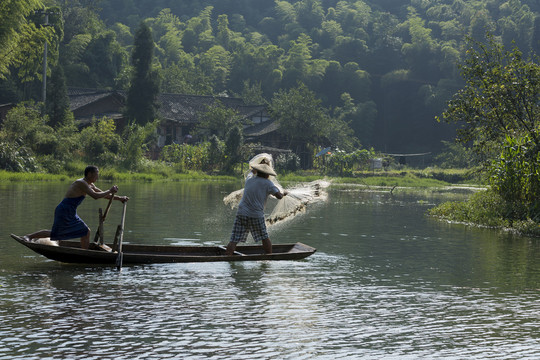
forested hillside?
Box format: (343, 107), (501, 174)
(2, 0), (539, 153)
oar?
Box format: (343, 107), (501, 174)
(94, 195), (114, 246)
(116, 200), (127, 271)
(102, 194), (114, 220)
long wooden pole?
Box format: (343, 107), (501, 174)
(116, 201), (127, 271)
(94, 195), (114, 245)
(102, 194), (114, 220)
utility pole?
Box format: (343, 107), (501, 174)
(42, 11), (49, 106)
(35, 9), (55, 113)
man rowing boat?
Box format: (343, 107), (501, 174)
(24, 165), (128, 249)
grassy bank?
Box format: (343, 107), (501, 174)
(0, 167), (479, 187)
(332, 174), (450, 188)
(0, 169), (237, 183)
(0, 170), (71, 182)
(280, 167), (481, 188)
(428, 188), (540, 237)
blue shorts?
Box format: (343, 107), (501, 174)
(230, 215), (268, 243)
(50, 197), (89, 240)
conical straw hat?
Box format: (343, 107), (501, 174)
(249, 153), (277, 176)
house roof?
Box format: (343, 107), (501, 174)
(244, 118), (280, 137)
(67, 88), (267, 125)
(159, 93), (267, 124)
(76, 112), (125, 126)
(250, 145), (291, 154)
(236, 104), (267, 119)
(67, 88), (120, 111)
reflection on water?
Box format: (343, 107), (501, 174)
(1, 182), (539, 359)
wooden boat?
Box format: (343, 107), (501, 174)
(10, 234), (316, 264)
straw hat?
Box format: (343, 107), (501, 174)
(250, 155), (277, 176)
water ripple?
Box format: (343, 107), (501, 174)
(1, 186), (539, 359)
(1, 253), (538, 360)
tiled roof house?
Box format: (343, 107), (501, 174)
(67, 88), (285, 152)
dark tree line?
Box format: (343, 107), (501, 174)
(1, 0), (539, 154)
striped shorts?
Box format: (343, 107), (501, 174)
(230, 215), (268, 243)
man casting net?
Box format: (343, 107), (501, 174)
(223, 153), (329, 225)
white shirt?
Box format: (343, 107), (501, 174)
(237, 175), (279, 218)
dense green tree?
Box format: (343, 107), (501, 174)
(0, 139), (38, 172)
(440, 35), (540, 220)
(239, 80), (265, 105)
(440, 35), (539, 159)
(368, 11), (402, 74)
(271, 82), (359, 164)
(79, 31), (126, 88)
(294, 0), (324, 31)
(0, 0), (46, 79)
(80, 116), (122, 164)
(229, 44), (283, 97)
(160, 54), (213, 95)
(497, 0), (536, 54)
(402, 10), (440, 81)
(121, 121), (158, 170)
(147, 9), (183, 65)
(182, 6), (214, 53)
(216, 14), (232, 50)
(341, 62), (371, 102)
(270, 83), (335, 167)
(318, 60), (343, 105)
(195, 101), (245, 140)
(198, 45), (232, 92)
(434, 140), (476, 169)
(207, 134), (225, 171)
(3, 0), (540, 169)
(318, 19), (343, 48)
(1, 102), (57, 155)
(282, 33), (313, 88)
(110, 22), (132, 47)
(46, 64), (72, 128)
(60, 2), (111, 86)
(125, 22), (160, 125)
(333, 92), (377, 147)
(224, 125), (243, 172)
(0, 3), (62, 102)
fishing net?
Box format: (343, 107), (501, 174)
(33, 238), (59, 246)
(223, 153), (329, 225)
(266, 180), (329, 225)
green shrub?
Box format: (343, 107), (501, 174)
(160, 142), (211, 172)
(434, 141), (477, 169)
(0, 141), (39, 172)
(489, 131), (540, 221)
(429, 189), (510, 227)
(62, 161), (88, 176)
(276, 153), (300, 172)
(121, 122), (157, 170)
(38, 155), (65, 174)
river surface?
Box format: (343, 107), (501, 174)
(0, 181), (538, 359)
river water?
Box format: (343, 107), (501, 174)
(0, 181), (538, 359)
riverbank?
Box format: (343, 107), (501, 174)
(0, 169), (237, 182)
(0, 167), (479, 188)
(428, 188), (540, 238)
